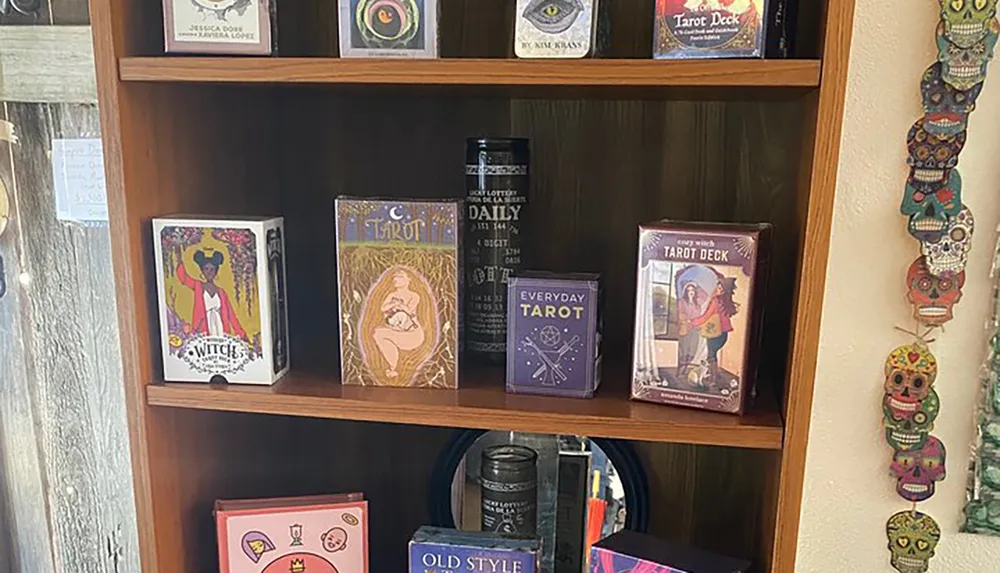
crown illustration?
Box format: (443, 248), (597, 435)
(289, 559), (306, 573)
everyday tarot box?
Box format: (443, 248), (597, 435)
(335, 198), (461, 388)
(507, 272), (602, 398)
(409, 526), (540, 573)
(591, 531), (750, 573)
(338, 0), (439, 58)
(514, 0), (606, 58)
(216, 494), (368, 573)
(631, 220), (771, 415)
(163, 0), (275, 54)
(652, 0), (794, 59)
(153, 216), (289, 385)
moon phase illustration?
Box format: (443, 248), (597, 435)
(389, 206), (404, 220)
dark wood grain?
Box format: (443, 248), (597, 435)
(118, 57), (823, 88)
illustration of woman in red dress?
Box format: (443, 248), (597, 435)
(689, 271), (739, 388)
(176, 250), (247, 341)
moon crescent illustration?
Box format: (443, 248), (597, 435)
(389, 206), (404, 220)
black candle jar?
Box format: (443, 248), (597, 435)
(481, 444), (538, 536)
(465, 137), (530, 363)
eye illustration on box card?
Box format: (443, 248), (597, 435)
(339, 0), (437, 57)
(515, 0), (601, 58)
(524, 0), (584, 33)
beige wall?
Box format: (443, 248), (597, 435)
(797, 0), (1000, 571)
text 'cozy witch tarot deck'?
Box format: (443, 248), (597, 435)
(335, 198), (462, 388)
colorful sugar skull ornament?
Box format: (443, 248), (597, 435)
(922, 205), (975, 276)
(887, 510), (941, 573)
(891, 436), (947, 502)
(906, 117), (967, 171)
(906, 255), (965, 325)
(883, 388), (940, 451)
(901, 168), (962, 236)
(939, 0), (999, 48)
(921, 62), (984, 136)
(937, 19), (1000, 90)
(885, 343), (939, 405)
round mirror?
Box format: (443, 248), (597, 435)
(429, 430), (648, 573)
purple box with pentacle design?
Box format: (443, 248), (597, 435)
(506, 271), (602, 398)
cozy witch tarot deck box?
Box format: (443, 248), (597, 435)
(338, 0), (439, 58)
(163, 0), (275, 54)
(153, 216), (289, 385)
(652, 0), (794, 59)
(507, 272), (602, 398)
(335, 198), (461, 388)
(591, 531), (750, 573)
(631, 221), (771, 415)
(216, 494), (368, 573)
(409, 526), (541, 573)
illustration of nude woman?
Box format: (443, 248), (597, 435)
(373, 270), (425, 378)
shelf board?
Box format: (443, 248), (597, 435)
(119, 57), (821, 88)
(146, 368), (784, 449)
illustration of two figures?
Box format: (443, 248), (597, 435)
(675, 265), (738, 392)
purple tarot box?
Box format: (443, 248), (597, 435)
(507, 272), (602, 398)
(591, 531), (750, 573)
(409, 526), (540, 573)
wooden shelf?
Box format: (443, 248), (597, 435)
(146, 368), (784, 450)
(118, 57), (822, 88)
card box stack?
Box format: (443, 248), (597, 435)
(335, 198), (462, 388)
(591, 531), (750, 573)
(507, 272), (602, 398)
(163, 0), (275, 54)
(631, 221), (771, 414)
(153, 216), (290, 385)
(217, 494), (368, 573)
(338, 0), (439, 58)
(514, 0), (608, 58)
(652, 0), (795, 59)
(409, 526), (541, 573)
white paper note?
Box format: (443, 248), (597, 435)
(52, 138), (108, 223)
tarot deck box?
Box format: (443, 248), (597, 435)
(652, 0), (794, 59)
(153, 216), (289, 385)
(591, 531), (750, 573)
(507, 272), (602, 398)
(514, 0), (607, 58)
(163, 0), (275, 54)
(409, 526), (541, 573)
(335, 198), (461, 388)
(216, 493), (368, 573)
(631, 220), (771, 415)
(338, 0), (439, 58)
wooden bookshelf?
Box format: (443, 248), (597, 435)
(90, 0), (857, 571)
(119, 57), (823, 88)
(146, 370), (785, 450)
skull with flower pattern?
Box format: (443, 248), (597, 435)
(936, 20), (1000, 90)
(884, 343), (938, 405)
(921, 62), (983, 136)
(887, 511), (941, 573)
(906, 255), (965, 325)
(921, 205), (974, 276)
(884, 388), (940, 451)
(939, 0), (999, 48)
(901, 169), (962, 242)
(906, 117), (967, 171)
(890, 436), (947, 502)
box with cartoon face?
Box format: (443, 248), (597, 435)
(153, 216), (289, 385)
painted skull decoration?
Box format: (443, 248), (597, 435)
(884, 344), (938, 404)
(890, 436), (947, 502)
(936, 20), (1000, 90)
(939, 0), (999, 48)
(901, 169), (962, 243)
(883, 388), (940, 451)
(921, 205), (974, 276)
(920, 62), (984, 136)
(906, 117), (967, 171)
(887, 511), (941, 573)
(906, 255), (965, 325)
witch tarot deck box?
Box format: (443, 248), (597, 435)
(591, 531), (750, 573)
(163, 0), (275, 54)
(507, 272), (602, 398)
(652, 0), (794, 59)
(216, 493), (368, 573)
(338, 0), (439, 58)
(153, 216), (289, 385)
(335, 198), (462, 388)
(631, 221), (771, 415)
(409, 526), (541, 573)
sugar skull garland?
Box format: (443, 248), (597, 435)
(884, 1), (998, 571)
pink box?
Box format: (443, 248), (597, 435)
(216, 494), (368, 573)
